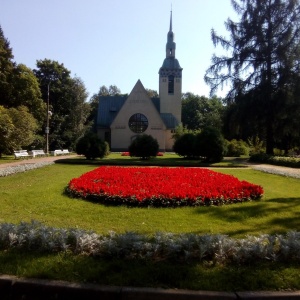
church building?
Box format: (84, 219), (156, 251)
(96, 12), (182, 151)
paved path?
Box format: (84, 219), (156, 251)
(0, 155), (76, 169)
(1, 156), (300, 178)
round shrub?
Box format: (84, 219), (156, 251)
(226, 139), (249, 157)
(197, 127), (226, 162)
(173, 133), (197, 158)
(76, 132), (109, 160)
(129, 134), (159, 159)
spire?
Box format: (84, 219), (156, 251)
(166, 9), (175, 58)
(169, 8), (172, 32)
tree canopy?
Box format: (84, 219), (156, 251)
(205, 0), (300, 154)
(181, 93), (224, 131)
(34, 59), (90, 150)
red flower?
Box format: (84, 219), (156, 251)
(66, 167), (264, 207)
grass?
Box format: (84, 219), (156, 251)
(57, 152), (248, 167)
(0, 154), (300, 291)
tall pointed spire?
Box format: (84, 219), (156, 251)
(166, 9), (175, 58)
(169, 8), (172, 32)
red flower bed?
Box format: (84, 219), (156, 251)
(121, 152), (164, 156)
(66, 167), (263, 207)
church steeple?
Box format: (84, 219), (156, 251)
(159, 9), (183, 123)
(166, 10), (176, 58)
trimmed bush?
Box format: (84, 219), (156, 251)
(76, 132), (109, 160)
(197, 127), (226, 162)
(226, 139), (249, 157)
(129, 134), (159, 159)
(173, 133), (197, 158)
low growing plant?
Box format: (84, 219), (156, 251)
(1, 221), (300, 265)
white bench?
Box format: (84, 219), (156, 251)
(51, 149), (71, 156)
(62, 149), (70, 155)
(14, 150), (31, 159)
(51, 150), (63, 156)
(29, 150), (46, 158)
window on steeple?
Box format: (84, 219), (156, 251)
(168, 75), (174, 94)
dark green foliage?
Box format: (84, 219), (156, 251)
(225, 139), (249, 157)
(129, 134), (159, 160)
(181, 93), (224, 131)
(76, 132), (109, 160)
(34, 60), (90, 150)
(197, 127), (226, 162)
(173, 133), (197, 158)
(205, 0), (300, 155)
(173, 128), (226, 162)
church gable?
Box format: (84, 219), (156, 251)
(111, 80), (165, 131)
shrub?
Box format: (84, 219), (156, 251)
(249, 154), (300, 168)
(173, 133), (197, 158)
(197, 127), (226, 162)
(76, 132), (109, 160)
(226, 139), (249, 157)
(173, 128), (226, 162)
(128, 134), (159, 160)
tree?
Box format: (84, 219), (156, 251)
(11, 64), (45, 125)
(34, 59), (89, 150)
(182, 93), (224, 131)
(205, 0), (300, 155)
(129, 134), (159, 159)
(60, 77), (90, 150)
(146, 89), (159, 98)
(0, 106), (14, 157)
(0, 25), (15, 107)
(0, 27), (45, 125)
(108, 85), (121, 96)
(0, 105), (38, 156)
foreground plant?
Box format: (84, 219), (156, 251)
(1, 221), (300, 265)
(65, 166), (263, 207)
(0, 161), (54, 177)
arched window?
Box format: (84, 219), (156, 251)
(128, 113), (148, 133)
(168, 75), (174, 94)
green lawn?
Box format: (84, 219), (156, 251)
(0, 157), (300, 291)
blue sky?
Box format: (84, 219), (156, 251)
(0, 0), (236, 98)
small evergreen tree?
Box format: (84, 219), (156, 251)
(197, 127), (226, 162)
(129, 134), (159, 160)
(76, 132), (109, 160)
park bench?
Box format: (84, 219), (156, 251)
(51, 150), (64, 156)
(14, 150), (31, 159)
(62, 149), (70, 155)
(51, 149), (71, 156)
(29, 150), (46, 158)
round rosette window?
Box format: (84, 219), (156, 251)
(128, 113), (148, 133)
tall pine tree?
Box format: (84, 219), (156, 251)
(205, 0), (300, 154)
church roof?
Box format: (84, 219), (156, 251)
(160, 57), (182, 70)
(97, 95), (178, 129)
(97, 95), (127, 127)
(160, 113), (179, 128)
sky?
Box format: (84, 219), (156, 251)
(0, 0), (236, 99)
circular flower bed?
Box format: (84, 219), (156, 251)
(66, 166), (264, 207)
